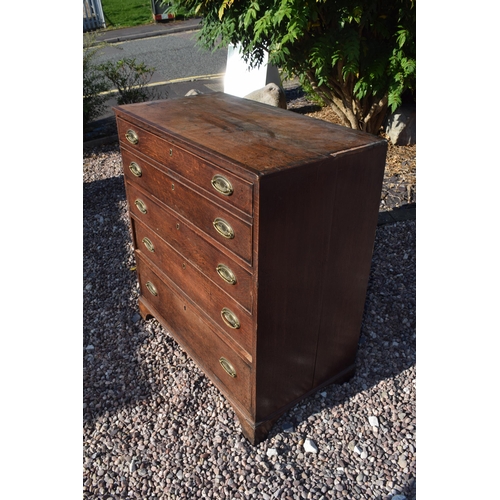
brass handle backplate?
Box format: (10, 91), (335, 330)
(125, 129), (139, 145)
(213, 217), (234, 239)
(145, 281), (157, 296)
(219, 357), (237, 378)
(129, 161), (142, 177)
(216, 264), (237, 285)
(221, 307), (240, 329)
(134, 199), (147, 214)
(142, 237), (155, 253)
(211, 174), (233, 196)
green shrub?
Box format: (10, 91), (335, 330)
(83, 34), (111, 128)
(168, 0), (416, 134)
(98, 58), (162, 105)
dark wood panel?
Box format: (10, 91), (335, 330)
(253, 157), (339, 421)
(313, 145), (387, 386)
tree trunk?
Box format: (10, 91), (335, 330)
(305, 71), (388, 135)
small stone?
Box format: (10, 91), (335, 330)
(356, 472), (364, 484)
(368, 416), (379, 427)
(303, 438), (318, 454)
(360, 451), (368, 459)
(85, 345), (95, 351)
(354, 445), (363, 455)
(176, 470), (184, 480)
(132, 313), (141, 323)
(398, 456), (408, 469)
(282, 422), (294, 433)
(320, 392), (327, 398)
(392, 496), (407, 500)
(138, 468), (148, 477)
(266, 448), (278, 458)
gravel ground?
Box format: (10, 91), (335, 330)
(83, 130), (416, 499)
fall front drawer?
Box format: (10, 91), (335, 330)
(135, 253), (253, 411)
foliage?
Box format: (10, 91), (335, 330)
(167, 0), (416, 133)
(83, 33), (111, 128)
(98, 58), (161, 105)
(101, 0), (153, 28)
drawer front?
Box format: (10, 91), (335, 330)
(117, 118), (253, 215)
(123, 152), (252, 264)
(136, 255), (252, 410)
(132, 217), (254, 355)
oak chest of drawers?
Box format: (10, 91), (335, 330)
(114, 92), (387, 444)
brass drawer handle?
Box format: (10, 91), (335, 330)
(142, 237), (155, 253)
(213, 217), (234, 239)
(134, 199), (147, 214)
(129, 161), (142, 177)
(125, 129), (139, 144)
(221, 307), (240, 329)
(211, 174), (233, 196)
(219, 357), (237, 378)
(145, 281), (158, 296)
(216, 264), (237, 285)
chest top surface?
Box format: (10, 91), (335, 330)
(114, 92), (386, 176)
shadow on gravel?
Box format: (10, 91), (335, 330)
(83, 175), (152, 425)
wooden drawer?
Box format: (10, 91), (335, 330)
(123, 152), (253, 264)
(117, 118), (253, 215)
(132, 217), (254, 356)
(135, 254), (252, 410)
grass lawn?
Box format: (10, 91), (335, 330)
(101, 0), (154, 29)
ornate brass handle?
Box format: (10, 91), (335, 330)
(145, 281), (158, 296)
(211, 174), (233, 196)
(219, 357), (237, 378)
(213, 218), (234, 239)
(134, 199), (147, 214)
(125, 129), (139, 144)
(129, 161), (142, 177)
(216, 264), (237, 285)
(221, 307), (240, 329)
(142, 237), (155, 253)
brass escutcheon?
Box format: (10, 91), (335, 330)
(221, 307), (240, 329)
(213, 217), (234, 239)
(134, 199), (147, 214)
(142, 237), (154, 253)
(145, 281), (157, 296)
(216, 264), (237, 285)
(219, 357), (237, 378)
(211, 174), (233, 196)
(125, 129), (139, 145)
(129, 162), (142, 177)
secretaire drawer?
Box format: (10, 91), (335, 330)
(136, 255), (252, 410)
(117, 118), (253, 215)
(123, 156), (253, 264)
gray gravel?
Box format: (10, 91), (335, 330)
(84, 143), (416, 499)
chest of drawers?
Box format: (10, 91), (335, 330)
(114, 92), (387, 445)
